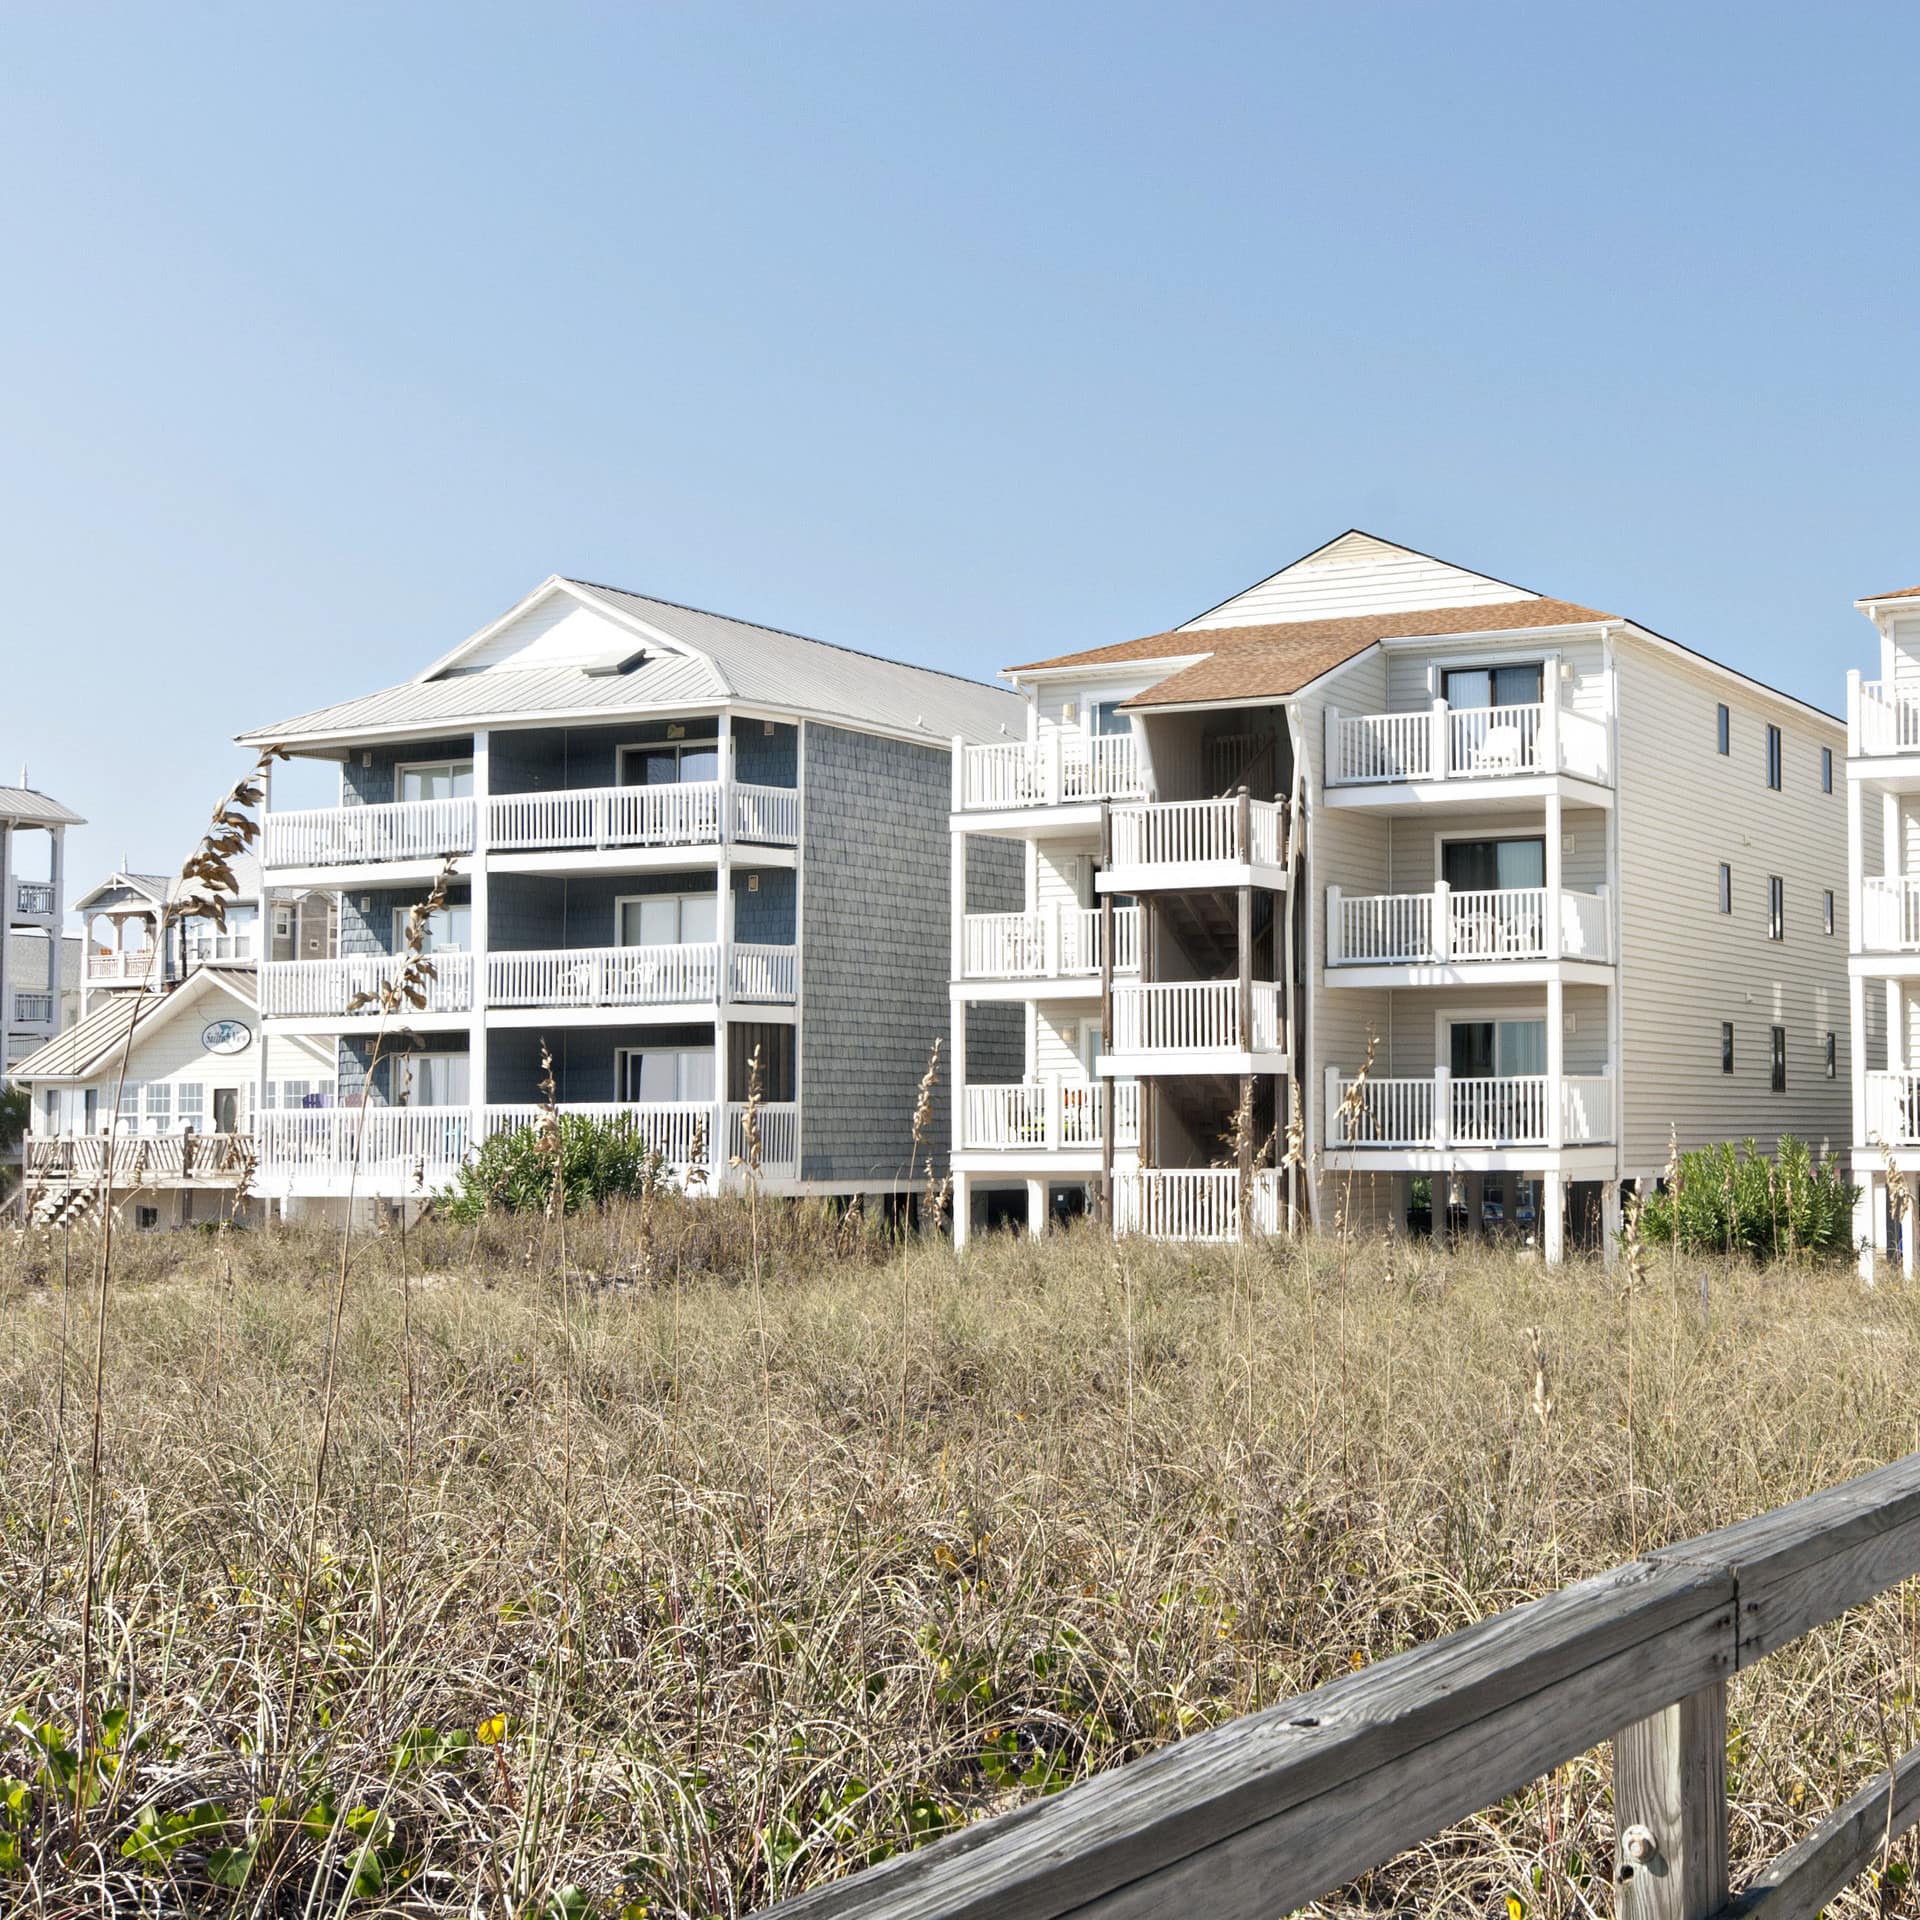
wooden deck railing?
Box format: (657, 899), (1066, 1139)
(765, 1450), (1920, 1920)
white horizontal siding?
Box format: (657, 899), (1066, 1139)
(1382, 983), (1611, 1078)
(459, 599), (645, 673)
(1381, 636), (1608, 716)
(1183, 534), (1536, 633)
(1616, 641), (1849, 1168)
(1384, 806), (1609, 894)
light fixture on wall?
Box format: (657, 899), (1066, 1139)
(747, 874), (760, 892)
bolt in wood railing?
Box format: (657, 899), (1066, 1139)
(762, 1449), (1920, 1920)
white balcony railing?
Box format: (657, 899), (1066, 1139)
(1327, 884), (1612, 967)
(1109, 980), (1283, 1055)
(260, 953), (475, 1017)
(1867, 1072), (1920, 1147)
(1325, 1069), (1615, 1151)
(1861, 876), (1920, 952)
(12, 991), (54, 1025)
(1852, 676), (1920, 757)
(480, 1102), (799, 1176)
(487, 782), (799, 853)
(264, 797), (476, 869)
(1112, 1167), (1282, 1243)
(955, 731), (1147, 812)
(14, 880), (54, 916)
(87, 951), (164, 987)
(961, 1078), (1141, 1152)
(485, 942), (797, 1009)
(256, 1108), (472, 1180)
(960, 904), (1141, 980)
(1107, 796), (1287, 873)
(1325, 697), (1613, 788)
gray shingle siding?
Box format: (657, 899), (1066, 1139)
(481, 870), (791, 950)
(487, 1024), (712, 1104)
(799, 723), (954, 1183)
(342, 737), (475, 807)
(733, 719), (798, 786)
(338, 885), (470, 958)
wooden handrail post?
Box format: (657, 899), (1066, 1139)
(1611, 1681), (1728, 1919)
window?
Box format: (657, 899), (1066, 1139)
(1768, 875), (1784, 941)
(394, 901), (472, 953)
(134, 1206), (159, 1231)
(1441, 663), (1544, 710)
(1771, 1025), (1787, 1093)
(1718, 863), (1732, 914)
(391, 1053), (468, 1107)
(1824, 889), (1835, 936)
(1822, 746), (1834, 794)
(1765, 724), (1782, 791)
(617, 1047), (715, 1102)
(619, 739), (721, 787)
(1442, 836), (1546, 891)
(118, 1081), (142, 1125)
(1447, 1018), (1546, 1078)
(1721, 1023), (1734, 1075)
(1716, 703), (1730, 755)
(618, 891), (719, 947)
(1826, 1032), (1837, 1079)
(1091, 700), (1133, 737)
(397, 759), (474, 802)
(144, 1083), (171, 1132)
(175, 1084), (205, 1130)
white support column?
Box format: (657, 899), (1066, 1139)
(1325, 884), (1342, 966)
(1871, 1169), (1890, 1285)
(1547, 974), (1566, 1150)
(1885, 790), (1902, 881)
(253, 761), (273, 1131)
(1849, 772), (1866, 959)
(1541, 655), (1562, 774)
(1601, 1179), (1622, 1271)
(1542, 1168), (1566, 1265)
(1433, 1066), (1451, 1151)
(1850, 970), (1869, 1151)
(1429, 697), (1450, 781)
(1433, 880), (1452, 962)
(468, 729), (491, 1136)
(1890, 980), (1906, 1075)
(952, 1168), (973, 1251)
(1857, 1169), (1879, 1282)
(950, 981), (968, 1158)
(714, 725), (741, 1182)
(1025, 1176), (1047, 1239)
(1544, 790), (1564, 959)
(950, 827), (967, 984)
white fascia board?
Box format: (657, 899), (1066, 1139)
(1374, 620), (1611, 652)
(1004, 655), (1212, 688)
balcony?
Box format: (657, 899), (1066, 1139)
(11, 991), (54, 1026)
(1107, 979), (1284, 1070)
(1324, 697), (1611, 789)
(1101, 796), (1288, 890)
(1862, 877), (1920, 952)
(961, 1078), (1140, 1152)
(1112, 1167), (1283, 1242)
(489, 782), (798, 853)
(26, 1132), (254, 1183)
(1325, 1069), (1614, 1153)
(960, 904), (1139, 982)
(955, 732), (1146, 813)
(86, 951), (165, 988)
(14, 880), (54, 916)
(1327, 885), (1612, 971)
(253, 1100), (798, 1191)
(264, 797), (476, 870)
(486, 943), (797, 1009)
(1866, 1072), (1920, 1147)
(1851, 676), (1920, 757)
(260, 953), (475, 1018)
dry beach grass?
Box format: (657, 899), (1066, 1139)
(3, 1207), (1919, 1915)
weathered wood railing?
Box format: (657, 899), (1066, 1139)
(765, 1450), (1920, 1920)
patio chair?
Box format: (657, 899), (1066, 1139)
(1469, 722), (1528, 775)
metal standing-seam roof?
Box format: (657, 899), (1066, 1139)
(238, 579), (1025, 749)
(10, 967), (260, 1081)
(0, 786), (85, 827)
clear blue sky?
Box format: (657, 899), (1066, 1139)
(5, 2), (1917, 897)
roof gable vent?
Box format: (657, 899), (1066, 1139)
(582, 648), (651, 678)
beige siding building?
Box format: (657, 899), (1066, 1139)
(949, 531), (1848, 1257)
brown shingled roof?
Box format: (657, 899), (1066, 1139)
(1008, 598), (1616, 708)
(1863, 584), (1920, 603)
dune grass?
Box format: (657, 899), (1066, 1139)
(2, 1204), (1918, 1915)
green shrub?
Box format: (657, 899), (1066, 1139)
(1635, 1135), (1857, 1260)
(439, 1114), (674, 1222)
